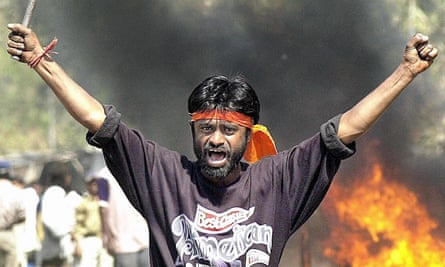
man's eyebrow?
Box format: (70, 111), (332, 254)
(196, 119), (213, 124)
(221, 121), (239, 127)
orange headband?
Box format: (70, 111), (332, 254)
(191, 110), (254, 128)
(190, 110), (277, 163)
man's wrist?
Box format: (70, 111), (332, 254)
(28, 37), (58, 68)
(398, 62), (418, 80)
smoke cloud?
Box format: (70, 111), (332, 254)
(30, 0), (410, 153)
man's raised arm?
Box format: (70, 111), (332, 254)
(6, 24), (105, 133)
(338, 33), (438, 144)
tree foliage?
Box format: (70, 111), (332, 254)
(0, 1), (86, 155)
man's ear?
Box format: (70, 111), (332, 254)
(246, 128), (252, 142)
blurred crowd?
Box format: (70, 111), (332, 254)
(0, 159), (149, 267)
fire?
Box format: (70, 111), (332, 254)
(321, 163), (445, 267)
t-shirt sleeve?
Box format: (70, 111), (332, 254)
(283, 114), (355, 233)
(85, 105), (188, 221)
(320, 114), (356, 159)
(86, 105), (147, 214)
(86, 105), (121, 147)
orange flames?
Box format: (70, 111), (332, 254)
(321, 163), (445, 267)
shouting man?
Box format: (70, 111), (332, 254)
(6, 23), (438, 266)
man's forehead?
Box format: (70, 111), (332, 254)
(195, 119), (240, 127)
(190, 110), (253, 129)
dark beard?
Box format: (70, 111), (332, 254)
(194, 140), (246, 181)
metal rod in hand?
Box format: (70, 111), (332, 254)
(12, 0), (37, 61)
(22, 0), (37, 26)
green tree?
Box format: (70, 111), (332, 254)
(0, 2), (87, 155)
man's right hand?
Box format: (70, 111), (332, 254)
(7, 23), (44, 64)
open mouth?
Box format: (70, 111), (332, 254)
(206, 149), (227, 167)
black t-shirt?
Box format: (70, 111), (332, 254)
(87, 105), (355, 267)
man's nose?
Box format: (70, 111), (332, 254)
(209, 129), (225, 146)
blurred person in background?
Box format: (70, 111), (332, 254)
(93, 167), (149, 267)
(8, 175), (27, 267)
(39, 162), (82, 267)
(10, 178), (43, 267)
(20, 181), (43, 267)
(72, 175), (107, 267)
(0, 160), (26, 267)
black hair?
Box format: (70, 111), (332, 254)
(187, 75), (260, 124)
(46, 162), (71, 190)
